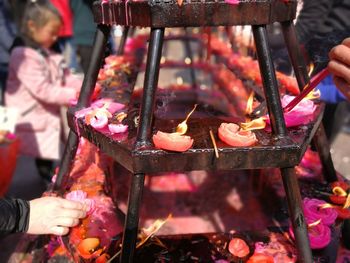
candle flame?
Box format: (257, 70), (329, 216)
(245, 91), (255, 115)
(308, 219), (321, 228)
(116, 112), (127, 122)
(308, 63), (315, 77)
(240, 117), (266, 131)
(319, 203), (334, 209)
(106, 214), (171, 263)
(343, 194), (350, 209)
(305, 89), (320, 100)
(333, 186), (348, 197)
(137, 214), (172, 248)
(176, 104), (198, 135)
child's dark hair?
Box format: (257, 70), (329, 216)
(21, 0), (62, 38)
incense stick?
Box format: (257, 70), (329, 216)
(209, 129), (219, 158)
(283, 68), (329, 113)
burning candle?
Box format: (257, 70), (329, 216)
(289, 217), (331, 250)
(153, 105), (197, 152)
(265, 95), (316, 128)
(283, 68), (329, 113)
(303, 198), (338, 226)
(218, 123), (257, 147)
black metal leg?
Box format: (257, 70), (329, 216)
(281, 21), (308, 89)
(252, 25), (287, 137)
(53, 24), (111, 192)
(120, 173), (146, 263)
(281, 21), (338, 183)
(281, 168), (313, 263)
(253, 25), (312, 262)
(117, 27), (129, 55)
(183, 28), (197, 89)
(135, 28), (165, 147)
(312, 125), (338, 182)
(120, 27), (164, 262)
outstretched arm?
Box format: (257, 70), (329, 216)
(0, 198), (29, 236)
(0, 196), (88, 237)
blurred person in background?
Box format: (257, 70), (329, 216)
(70, 0), (96, 74)
(50, 0), (78, 71)
(0, 0), (17, 105)
(269, 0), (350, 142)
(4, 1), (82, 183)
(297, 0), (350, 141)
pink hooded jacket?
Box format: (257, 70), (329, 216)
(5, 47), (82, 160)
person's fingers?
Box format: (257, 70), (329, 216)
(53, 217), (80, 228)
(51, 226), (70, 236)
(329, 44), (350, 66)
(328, 59), (350, 85)
(342, 37), (350, 48)
(333, 76), (350, 101)
(53, 207), (87, 219)
(58, 198), (86, 210)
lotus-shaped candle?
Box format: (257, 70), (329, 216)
(265, 95), (316, 128)
(289, 198), (335, 250)
(289, 218), (331, 250)
(153, 131), (194, 152)
(108, 123), (128, 134)
(153, 104), (196, 152)
(65, 190), (96, 215)
(218, 123), (257, 147)
(303, 198), (338, 226)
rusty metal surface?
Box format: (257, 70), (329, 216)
(67, 102), (325, 174)
(93, 0), (297, 27)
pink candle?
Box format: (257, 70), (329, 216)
(303, 198), (338, 226)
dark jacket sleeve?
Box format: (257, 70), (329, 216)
(0, 198), (30, 236)
(295, 0), (334, 45)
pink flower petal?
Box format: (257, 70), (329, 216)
(108, 123), (128, 134)
(84, 198), (96, 215)
(91, 98), (124, 111)
(75, 107), (93, 119)
(66, 190), (87, 202)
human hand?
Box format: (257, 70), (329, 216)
(27, 196), (88, 236)
(328, 38), (350, 100)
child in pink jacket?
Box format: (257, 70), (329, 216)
(5, 1), (82, 182)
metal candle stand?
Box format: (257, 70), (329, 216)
(54, 1), (338, 262)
